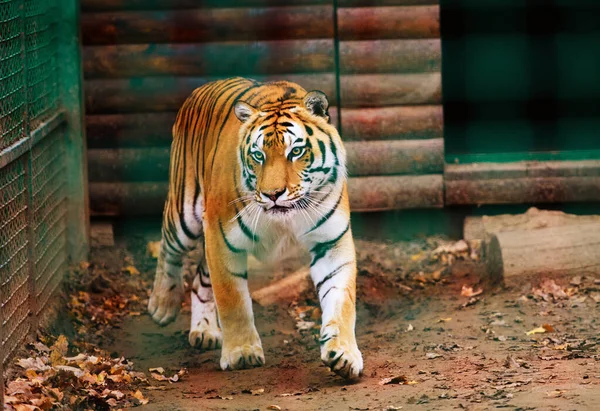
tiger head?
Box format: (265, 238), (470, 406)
(234, 90), (346, 217)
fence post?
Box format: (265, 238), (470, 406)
(59, 0), (90, 262)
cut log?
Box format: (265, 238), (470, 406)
(83, 40), (334, 78)
(84, 74), (337, 114)
(251, 267), (311, 306)
(85, 108), (339, 148)
(341, 73), (441, 107)
(338, 6), (439, 40)
(87, 139), (442, 181)
(465, 207), (600, 241)
(339, 39), (441, 74)
(89, 174), (443, 215)
(480, 209), (600, 287)
(445, 160), (600, 205)
(82, 6), (333, 45)
(81, 0), (333, 12)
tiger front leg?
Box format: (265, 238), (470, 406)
(205, 222), (264, 370)
(310, 230), (363, 380)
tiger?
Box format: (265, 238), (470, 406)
(147, 77), (363, 380)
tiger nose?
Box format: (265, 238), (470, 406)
(263, 188), (285, 202)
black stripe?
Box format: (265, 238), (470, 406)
(230, 271), (248, 280)
(234, 204), (260, 242)
(306, 194), (342, 234)
(219, 221), (244, 253)
(310, 224), (350, 266)
(321, 286), (338, 302)
(305, 125), (314, 136)
(316, 262), (352, 294)
(317, 139), (327, 166)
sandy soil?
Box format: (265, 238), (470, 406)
(80, 227), (599, 411)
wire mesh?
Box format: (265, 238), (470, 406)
(0, 159), (31, 368)
(0, 0), (26, 151)
(25, 0), (59, 129)
(31, 127), (67, 315)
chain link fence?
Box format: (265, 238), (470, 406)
(0, 0), (87, 400)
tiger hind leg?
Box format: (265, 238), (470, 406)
(148, 196), (202, 325)
(188, 256), (222, 350)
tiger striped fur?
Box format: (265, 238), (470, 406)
(148, 77), (363, 379)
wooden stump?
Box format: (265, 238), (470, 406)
(468, 208), (600, 287)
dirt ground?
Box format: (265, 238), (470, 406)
(37, 224), (600, 410)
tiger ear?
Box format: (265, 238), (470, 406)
(303, 91), (329, 118)
(234, 101), (257, 122)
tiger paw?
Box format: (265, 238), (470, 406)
(189, 323), (222, 350)
(220, 340), (265, 371)
(148, 278), (184, 326)
(320, 325), (363, 380)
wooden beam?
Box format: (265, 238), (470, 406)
(83, 40), (335, 78)
(338, 6), (439, 40)
(86, 138), (442, 181)
(445, 160), (600, 205)
(339, 0), (438, 5)
(85, 106), (441, 144)
(82, 6), (333, 45)
(339, 39), (440, 74)
(84, 74), (337, 114)
(341, 73), (441, 107)
(342, 105), (443, 141)
(89, 174), (443, 215)
(81, 0), (334, 12)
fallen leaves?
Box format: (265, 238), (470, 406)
(5, 335), (152, 410)
(147, 240), (161, 258)
(526, 324), (555, 336)
(379, 375), (418, 386)
(150, 368), (187, 383)
(461, 285), (483, 298)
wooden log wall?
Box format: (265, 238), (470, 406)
(82, 0), (442, 216)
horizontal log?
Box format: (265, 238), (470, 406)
(339, 39), (441, 74)
(85, 105), (440, 146)
(446, 177), (600, 205)
(445, 160), (600, 205)
(88, 174), (443, 215)
(84, 74), (337, 114)
(82, 6), (333, 45)
(339, 0), (438, 5)
(86, 112), (177, 148)
(87, 138), (440, 181)
(338, 6), (439, 40)
(81, 0), (333, 12)
(345, 139), (443, 176)
(341, 73), (441, 107)
(342, 105), (443, 141)
(83, 40), (334, 78)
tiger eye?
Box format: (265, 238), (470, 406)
(292, 147), (303, 156)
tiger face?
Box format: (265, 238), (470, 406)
(234, 91), (346, 218)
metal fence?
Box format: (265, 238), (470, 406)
(0, 0), (88, 400)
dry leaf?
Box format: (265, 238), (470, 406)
(526, 324), (554, 336)
(149, 367), (165, 374)
(426, 352), (443, 359)
(406, 324), (414, 332)
(461, 285), (483, 298)
(123, 265), (140, 276)
(267, 406), (282, 410)
(133, 390), (149, 405)
(438, 317), (452, 323)
(251, 388), (265, 395)
(147, 241), (161, 258)
(379, 375), (408, 385)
